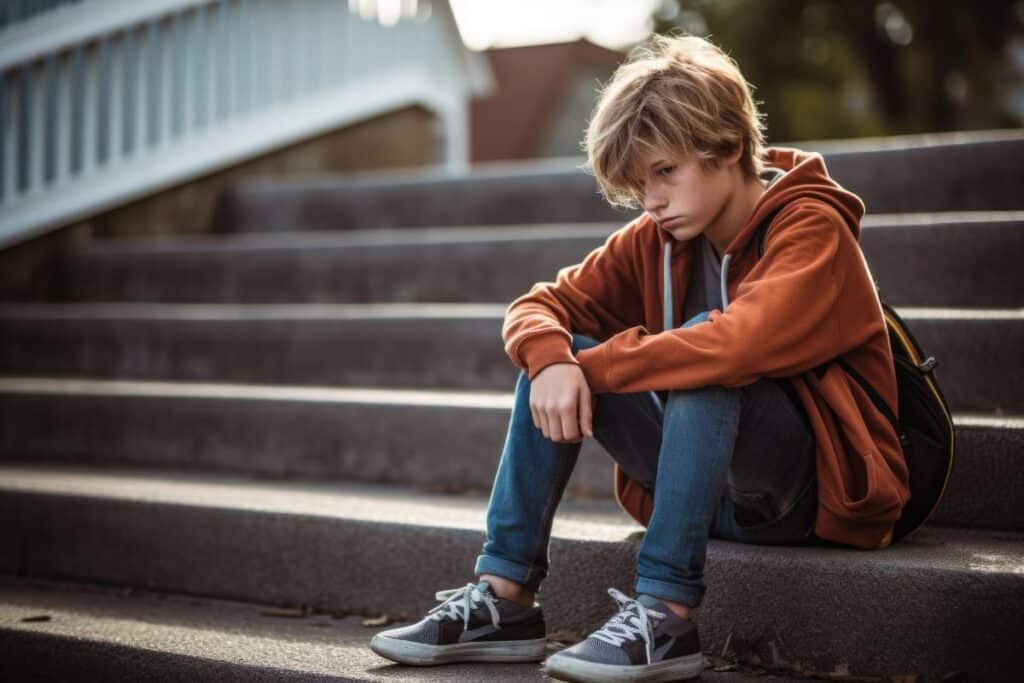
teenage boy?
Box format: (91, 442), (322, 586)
(370, 33), (909, 683)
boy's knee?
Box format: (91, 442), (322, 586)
(681, 310), (712, 329)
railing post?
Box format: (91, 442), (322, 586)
(441, 97), (469, 173)
(201, 2), (216, 127)
(181, 9), (195, 137)
(107, 33), (124, 166)
(135, 23), (150, 156)
(28, 60), (45, 194)
(159, 17), (173, 148)
(55, 52), (71, 185)
(219, 0), (233, 122)
(2, 70), (19, 202)
(80, 43), (98, 177)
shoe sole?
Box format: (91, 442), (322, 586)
(542, 650), (704, 682)
(369, 633), (548, 666)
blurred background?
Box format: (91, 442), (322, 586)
(648, 0), (1024, 142)
(459, 0), (1024, 159)
(2, 0), (1022, 247)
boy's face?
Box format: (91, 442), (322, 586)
(637, 147), (741, 243)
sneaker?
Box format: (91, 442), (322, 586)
(542, 587), (703, 682)
(368, 579), (548, 665)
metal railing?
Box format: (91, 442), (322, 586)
(0, 0), (491, 248)
(0, 1), (82, 32)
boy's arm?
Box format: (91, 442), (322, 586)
(575, 200), (875, 393)
(503, 218), (647, 381)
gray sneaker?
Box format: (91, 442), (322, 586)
(542, 587), (703, 682)
(368, 579), (547, 665)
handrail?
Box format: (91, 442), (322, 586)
(0, 0), (492, 250)
(0, 0), (215, 71)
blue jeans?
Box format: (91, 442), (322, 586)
(473, 310), (822, 608)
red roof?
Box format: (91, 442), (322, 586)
(470, 39), (625, 162)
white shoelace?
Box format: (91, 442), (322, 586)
(427, 582), (502, 633)
(589, 587), (667, 665)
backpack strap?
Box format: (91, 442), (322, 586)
(838, 357), (908, 449)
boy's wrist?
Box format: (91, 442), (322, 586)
(575, 345), (612, 393)
(518, 332), (577, 380)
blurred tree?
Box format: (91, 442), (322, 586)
(649, 0), (1024, 141)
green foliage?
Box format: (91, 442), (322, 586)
(650, 0), (1024, 141)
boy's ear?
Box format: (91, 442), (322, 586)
(706, 144), (743, 172)
(724, 142), (743, 167)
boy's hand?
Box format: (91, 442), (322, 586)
(529, 363), (594, 443)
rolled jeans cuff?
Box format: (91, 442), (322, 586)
(634, 575), (704, 609)
(474, 553), (546, 594)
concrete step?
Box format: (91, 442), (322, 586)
(0, 303), (1020, 413)
(0, 464), (1019, 681)
(216, 130), (1024, 232)
(0, 376), (1019, 532)
(55, 213), (1024, 308)
(0, 575), (824, 682)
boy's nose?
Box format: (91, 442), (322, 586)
(644, 193), (667, 215)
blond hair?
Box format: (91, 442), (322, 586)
(582, 33), (768, 210)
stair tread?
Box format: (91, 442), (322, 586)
(65, 210), (1024, 254)
(0, 375), (516, 407)
(229, 128), (1024, 187)
(1, 301), (1022, 319)
(2, 375), (1023, 425)
(2, 463), (1022, 572)
(0, 574), (820, 682)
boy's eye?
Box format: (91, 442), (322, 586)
(658, 165), (675, 176)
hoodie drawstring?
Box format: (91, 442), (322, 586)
(662, 241), (673, 331)
(662, 240), (734, 329)
(663, 240), (737, 331)
(720, 253), (732, 311)
(658, 166), (788, 325)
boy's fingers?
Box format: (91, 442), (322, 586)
(558, 400), (578, 442)
(579, 384), (594, 437)
(529, 392), (544, 434)
(535, 406), (549, 439)
(539, 404), (556, 441)
(549, 407), (566, 441)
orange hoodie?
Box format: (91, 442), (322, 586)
(502, 146), (911, 550)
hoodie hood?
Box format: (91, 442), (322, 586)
(658, 147), (867, 328)
(654, 147), (867, 250)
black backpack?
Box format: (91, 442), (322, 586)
(755, 218), (956, 543)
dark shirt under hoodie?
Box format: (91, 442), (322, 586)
(672, 167), (807, 419)
(681, 166), (786, 323)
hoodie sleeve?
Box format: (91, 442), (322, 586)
(575, 200), (868, 393)
(503, 219), (646, 380)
